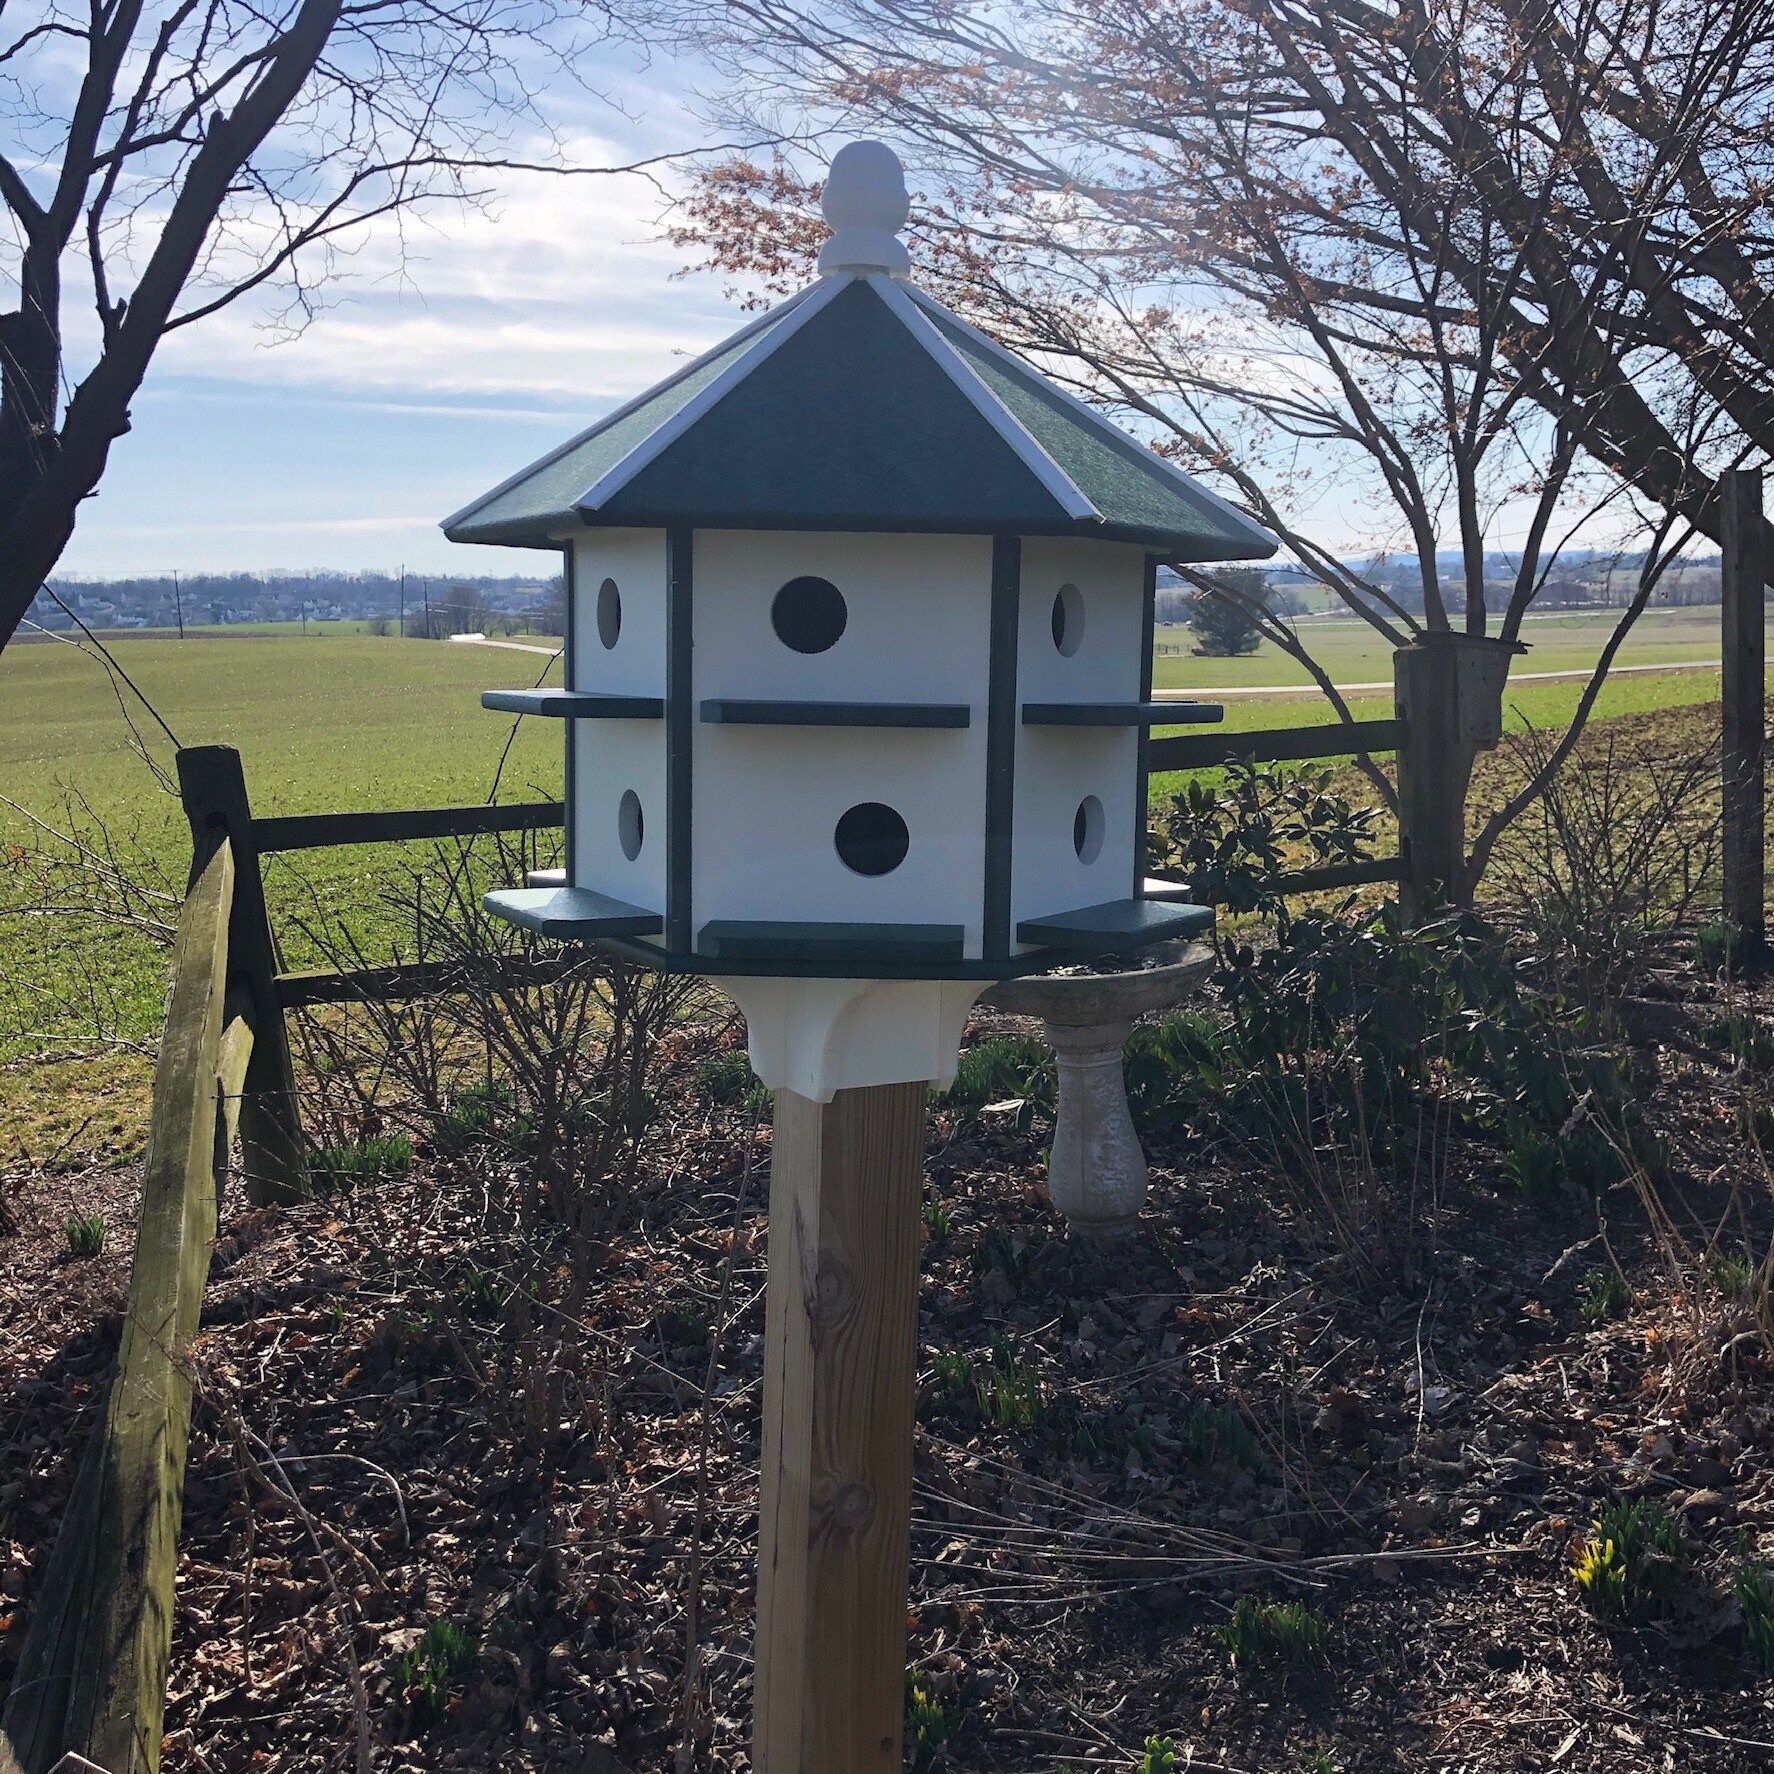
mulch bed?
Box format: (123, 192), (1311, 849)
(3, 966), (1773, 1773)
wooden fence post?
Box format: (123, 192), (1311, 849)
(1721, 467), (1766, 962)
(0, 840), (235, 1774)
(176, 747), (308, 1203)
(753, 1081), (926, 1774)
(1393, 633), (1522, 917)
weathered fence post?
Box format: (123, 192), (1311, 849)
(1393, 632), (1522, 915)
(1721, 467), (1766, 963)
(176, 746), (308, 1203)
(0, 840), (235, 1774)
(753, 1081), (925, 1774)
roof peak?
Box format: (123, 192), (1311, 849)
(818, 141), (911, 279)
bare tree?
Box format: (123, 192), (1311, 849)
(668, 0), (1738, 890)
(0, 0), (693, 655)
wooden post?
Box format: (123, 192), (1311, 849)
(1721, 467), (1766, 961)
(1393, 633), (1521, 917)
(754, 1081), (926, 1774)
(1, 840), (235, 1774)
(1393, 640), (1467, 915)
(176, 746), (308, 1203)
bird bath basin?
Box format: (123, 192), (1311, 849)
(983, 941), (1214, 1240)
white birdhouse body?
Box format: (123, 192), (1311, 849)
(448, 142), (1276, 991)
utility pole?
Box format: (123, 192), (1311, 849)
(422, 579), (432, 640)
(398, 565), (406, 638)
(172, 569), (185, 640)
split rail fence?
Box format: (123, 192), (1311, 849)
(6, 469), (1770, 1767)
(0, 703), (1414, 1774)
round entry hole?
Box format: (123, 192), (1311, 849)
(834, 801), (909, 876)
(772, 576), (848, 653)
(618, 790), (644, 860)
(1073, 794), (1105, 864)
(596, 577), (622, 649)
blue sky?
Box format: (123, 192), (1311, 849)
(54, 56), (749, 581)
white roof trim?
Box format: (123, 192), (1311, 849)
(573, 274), (854, 515)
(902, 286), (1276, 553)
(440, 283), (820, 534)
(872, 277), (1099, 524)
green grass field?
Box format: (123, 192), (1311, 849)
(0, 612), (1751, 1166)
(1151, 604), (1742, 691)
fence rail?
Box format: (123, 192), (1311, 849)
(1, 839), (239, 1774)
(0, 705), (1418, 1773)
(1146, 716), (1404, 772)
(254, 799), (564, 854)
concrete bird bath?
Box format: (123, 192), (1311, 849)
(984, 940), (1214, 1240)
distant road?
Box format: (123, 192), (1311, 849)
(1154, 657), (1722, 700)
(446, 632), (1723, 697)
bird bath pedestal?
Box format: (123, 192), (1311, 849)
(985, 942), (1214, 1240)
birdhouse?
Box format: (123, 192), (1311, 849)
(445, 141), (1274, 1097)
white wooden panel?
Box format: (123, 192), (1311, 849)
(693, 726), (986, 949)
(1010, 727), (1140, 935)
(569, 531), (668, 925)
(1015, 538), (1146, 705)
(573, 722), (668, 916)
(694, 531), (993, 704)
(571, 530), (668, 697)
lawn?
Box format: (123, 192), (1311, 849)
(0, 617), (1749, 1166)
(1151, 604), (1746, 691)
(0, 632), (565, 1165)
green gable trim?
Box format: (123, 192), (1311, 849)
(699, 698), (970, 728)
(484, 886), (662, 939)
(1017, 898), (1215, 950)
(1022, 701), (1223, 727)
(482, 689), (664, 719)
(442, 273), (1277, 560)
(695, 918), (966, 966)
(600, 280), (1068, 531)
(910, 294), (1271, 556)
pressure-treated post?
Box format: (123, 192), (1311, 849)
(176, 746), (309, 1203)
(1721, 467), (1766, 962)
(754, 1080), (926, 1774)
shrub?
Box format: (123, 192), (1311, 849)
(1577, 1267), (1631, 1325)
(63, 1212), (105, 1258)
(904, 1671), (953, 1767)
(1179, 1399), (1260, 1469)
(1705, 1013), (1774, 1071)
(1150, 761), (1381, 929)
(1734, 1558), (1774, 1669)
(1571, 1499), (1687, 1622)
(940, 1035), (1052, 1130)
(1133, 1738), (1179, 1774)
(696, 1048), (768, 1112)
(1491, 722), (1720, 1008)
(1216, 1595), (1328, 1665)
(308, 1132), (413, 1195)
(395, 1617), (478, 1729)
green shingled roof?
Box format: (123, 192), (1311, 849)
(442, 274), (1275, 561)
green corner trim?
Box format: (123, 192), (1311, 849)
(695, 919), (966, 964)
(1022, 701), (1224, 727)
(1016, 897), (1215, 949)
(484, 886), (662, 939)
(699, 699), (971, 729)
(482, 689), (664, 719)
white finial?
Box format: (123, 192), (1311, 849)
(818, 140), (912, 278)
